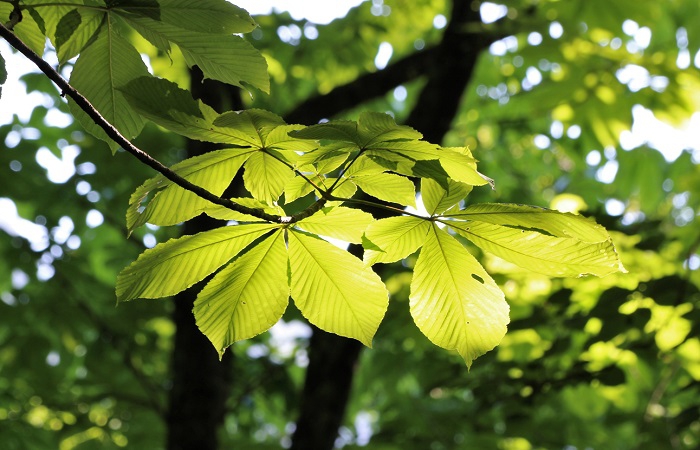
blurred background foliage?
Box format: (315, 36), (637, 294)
(1, 0), (699, 449)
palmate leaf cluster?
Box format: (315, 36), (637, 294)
(0, 0), (625, 367)
(114, 79), (624, 366)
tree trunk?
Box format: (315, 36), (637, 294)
(289, 2), (492, 448)
(165, 68), (242, 450)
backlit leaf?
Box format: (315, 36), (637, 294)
(68, 28), (148, 151)
(410, 225), (509, 367)
(363, 216), (429, 265)
(297, 206), (374, 244)
(353, 173), (416, 207)
(194, 230), (289, 359)
(116, 223), (278, 301)
(445, 203), (611, 242)
(421, 178), (472, 216)
(449, 221), (623, 277)
(54, 8), (103, 63)
(288, 230), (389, 346)
(243, 151), (296, 203)
(126, 148), (254, 233)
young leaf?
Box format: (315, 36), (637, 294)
(121, 77), (251, 144)
(437, 147), (493, 187)
(296, 206), (374, 244)
(445, 203), (611, 242)
(116, 223), (278, 302)
(194, 230), (289, 358)
(126, 149), (254, 233)
(363, 216), (429, 265)
(284, 174), (323, 204)
(243, 151), (295, 203)
(352, 173), (417, 207)
(449, 221), (623, 277)
(410, 225), (509, 368)
(68, 28), (149, 151)
(213, 109), (286, 147)
(356, 111), (422, 145)
(421, 178), (472, 216)
(288, 230), (389, 347)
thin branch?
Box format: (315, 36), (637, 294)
(0, 22), (282, 223)
(327, 194), (428, 220)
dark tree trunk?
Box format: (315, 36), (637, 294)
(289, 2), (494, 448)
(165, 68), (243, 450)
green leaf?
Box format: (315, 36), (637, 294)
(409, 225), (509, 367)
(421, 178), (472, 216)
(126, 149), (254, 233)
(54, 8), (103, 63)
(212, 109), (286, 147)
(365, 140), (441, 162)
(194, 230), (289, 358)
(121, 77), (259, 144)
(116, 223), (278, 302)
(68, 28), (148, 151)
(284, 174), (323, 204)
(438, 147), (493, 187)
(116, 15), (269, 92)
(363, 216), (429, 265)
(445, 203), (611, 242)
(295, 142), (351, 169)
(170, 32), (268, 93)
(356, 111), (423, 145)
(289, 120), (360, 144)
(296, 206), (374, 244)
(322, 177), (358, 199)
(449, 221), (624, 277)
(112, 0), (257, 34)
(243, 151), (295, 203)
(288, 230), (389, 346)
(12, 7), (47, 56)
(353, 173), (416, 207)
(290, 113), (421, 148)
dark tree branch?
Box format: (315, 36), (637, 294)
(165, 71), (239, 450)
(285, 46), (440, 125)
(289, 2), (501, 449)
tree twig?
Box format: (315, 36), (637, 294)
(0, 22), (282, 223)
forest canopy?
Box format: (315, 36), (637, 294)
(1, 1), (699, 449)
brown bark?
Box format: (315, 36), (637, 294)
(164, 69), (242, 450)
(289, 2), (495, 449)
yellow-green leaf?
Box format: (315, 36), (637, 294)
(450, 221), (624, 277)
(288, 230), (389, 347)
(409, 225), (509, 367)
(297, 206), (374, 244)
(116, 223), (278, 302)
(353, 173), (416, 207)
(421, 178), (472, 216)
(126, 149), (254, 233)
(445, 203), (611, 242)
(243, 151), (295, 203)
(194, 230), (289, 358)
(68, 28), (148, 152)
(363, 216), (429, 265)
